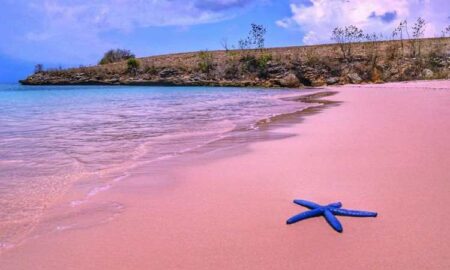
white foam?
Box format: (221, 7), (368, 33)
(87, 184), (111, 197)
(70, 200), (87, 207)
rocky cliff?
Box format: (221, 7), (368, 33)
(20, 38), (450, 88)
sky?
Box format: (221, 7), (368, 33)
(0, 0), (449, 83)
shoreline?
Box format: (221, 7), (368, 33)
(1, 80), (450, 269)
(0, 87), (329, 254)
(18, 77), (450, 88)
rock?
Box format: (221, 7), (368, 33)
(311, 77), (326, 87)
(422, 69), (434, 79)
(266, 64), (286, 75)
(279, 73), (301, 88)
(262, 80), (275, 88)
(159, 68), (178, 78)
(370, 67), (383, 83)
(190, 74), (207, 81)
(347, 72), (362, 84)
(105, 78), (120, 84)
(326, 77), (340, 85)
(268, 79), (282, 87)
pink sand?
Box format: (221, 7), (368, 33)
(1, 80), (450, 269)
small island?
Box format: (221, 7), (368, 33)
(21, 22), (450, 88)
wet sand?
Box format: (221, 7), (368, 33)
(1, 80), (450, 269)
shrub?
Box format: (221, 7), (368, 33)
(144, 65), (158, 75)
(127, 58), (140, 74)
(386, 43), (400, 61)
(239, 53), (272, 78)
(426, 45), (446, 68)
(257, 53), (272, 78)
(240, 55), (259, 73)
(99, 49), (135, 65)
(198, 50), (214, 74)
(224, 62), (240, 79)
(304, 48), (320, 66)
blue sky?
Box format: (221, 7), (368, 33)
(1, 0), (449, 83)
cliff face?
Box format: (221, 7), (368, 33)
(20, 38), (450, 87)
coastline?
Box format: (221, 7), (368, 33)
(1, 80), (450, 269)
(19, 38), (450, 88)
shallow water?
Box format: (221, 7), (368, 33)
(0, 84), (308, 249)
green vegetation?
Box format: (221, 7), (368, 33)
(256, 53), (272, 78)
(238, 53), (272, 78)
(144, 65), (158, 75)
(224, 62), (239, 79)
(304, 48), (321, 66)
(198, 50), (214, 74)
(127, 58), (140, 74)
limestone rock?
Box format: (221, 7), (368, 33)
(326, 77), (340, 85)
(159, 68), (178, 78)
(266, 64), (286, 75)
(370, 67), (383, 83)
(422, 69), (434, 79)
(311, 77), (326, 87)
(347, 72), (362, 84)
(280, 73), (301, 88)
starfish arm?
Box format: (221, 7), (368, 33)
(323, 209), (343, 233)
(330, 208), (378, 217)
(327, 202), (342, 208)
(293, 199), (321, 209)
(286, 208), (324, 224)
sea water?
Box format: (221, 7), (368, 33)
(0, 84), (309, 249)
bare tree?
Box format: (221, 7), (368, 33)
(410, 17), (426, 57)
(392, 20), (409, 55)
(238, 23), (267, 51)
(249, 23), (267, 50)
(331, 25), (364, 62)
(238, 38), (251, 50)
(34, 64), (44, 74)
(442, 25), (450, 37)
(412, 17), (426, 38)
(365, 33), (383, 62)
(220, 38), (229, 52)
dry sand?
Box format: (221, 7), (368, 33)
(1, 80), (450, 269)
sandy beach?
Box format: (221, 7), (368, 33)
(1, 80), (450, 269)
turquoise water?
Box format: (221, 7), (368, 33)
(0, 84), (307, 248)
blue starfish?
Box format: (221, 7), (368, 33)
(286, 199), (377, 233)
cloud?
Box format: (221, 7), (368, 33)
(0, 0), (256, 65)
(194, 0), (255, 11)
(369, 11), (398, 23)
(277, 0), (450, 45)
